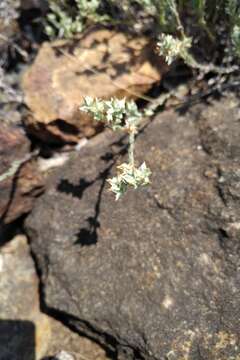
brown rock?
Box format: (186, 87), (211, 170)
(0, 124), (44, 224)
(22, 29), (165, 144)
(0, 234), (51, 360)
(44, 317), (110, 360)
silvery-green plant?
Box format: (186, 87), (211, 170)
(157, 34), (192, 65)
(226, 0), (240, 57)
(45, 0), (240, 63)
(231, 25), (240, 57)
(46, 0), (108, 39)
(46, 2), (83, 38)
(80, 97), (151, 200)
(157, 0), (240, 71)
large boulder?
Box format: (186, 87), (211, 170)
(22, 29), (165, 144)
(25, 95), (240, 359)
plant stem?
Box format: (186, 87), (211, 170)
(199, 19), (215, 42)
(182, 49), (238, 74)
(129, 130), (135, 168)
(166, 0), (185, 39)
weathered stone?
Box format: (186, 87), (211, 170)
(0, 235), (51, 360)
(43, 317), (110, 360)
(0, 0), (19, 62)
(25, 95), (240, 359)
(22, 29), (165, 144)
(0, 124), (44, 224)
(0, 67), (23, 125)
(52, 351), (74, 360)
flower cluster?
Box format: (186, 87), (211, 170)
(108, 162), (151, 200)
(80, 97), (152, 200)
(157, 33), (191, 65)
(80, 96), (143, 131)
(46, 2), (83, 39)
(46, 0), (108, 39)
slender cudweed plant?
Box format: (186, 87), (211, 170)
(157, 1), (240, 73)
(157, 34), (192, 65)
(46, 0), (108, 39)
(226, 0), (240, 57)
(80, 97), (152, 200)
(232, 25), (240, 57)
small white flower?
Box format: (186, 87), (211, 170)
(157, 34), (191, 65)
(80, 96), (152, 199)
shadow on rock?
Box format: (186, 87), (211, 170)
(0, 320), (35, 360)
(57, 136), (128, 247)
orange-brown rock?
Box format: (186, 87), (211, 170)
(0, 124), (44, 224)
(22, 29), (166, 144)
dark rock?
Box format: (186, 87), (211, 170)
(25, 95), (240, 359)
(20, 0), (48, 11)
(0, 232), (110, 360)
(0, 124), (44, 225)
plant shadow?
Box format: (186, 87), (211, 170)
(0, 320), (35, 359)
(57, 136), (128, 247)
(57, 121), (151, 247)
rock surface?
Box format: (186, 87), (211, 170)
(0, 234), (51, 360)
(0, 0), (19, 63)
(0, 233), (109, 360)
(44, 318), (110, 360)
(26, 95), (240, 359)
(22, 29), (165, 144)
(0, 124), (44, 225)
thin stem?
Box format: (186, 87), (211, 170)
(182, 49), (238, 74)
(0, 34), (29, 60)
(129, 130), (135, 168)
(0, 149), (39, 183)
(199, 19), (215, 42)
(166, 0), (185, 39)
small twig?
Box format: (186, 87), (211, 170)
(128, 130), (135, 167)
(170, 78), (240, 109)
(166, 0), (185, 38)
(0, 149), (39, 183)
(183, 50), (239, 75)
(0, 34), (29, 61)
